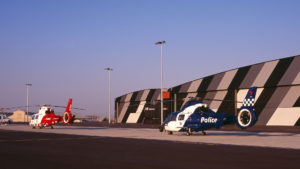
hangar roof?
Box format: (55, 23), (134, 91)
(169, 55), (300, 93)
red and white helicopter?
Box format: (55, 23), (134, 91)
(30, 98), (76, 129)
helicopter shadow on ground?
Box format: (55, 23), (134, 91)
(177, 131), (297, 137)
(50, 127), (110, 130)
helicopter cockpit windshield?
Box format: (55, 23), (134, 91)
(163, 111), (179, 124)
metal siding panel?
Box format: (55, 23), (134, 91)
(117, 102), (130, 123)
(126, 101), (146, 123)
(203, 91), (217, 107)
(265, 87), (290, 108)
(295, 108), (300, 125)
(187, 79), (202, 93)
(252, 60), (279, 87)
(122, 101), (139, 123)
(209, 91), (227, 111)
(253, 87), (276, 117)
(146, 89), (156, 101)
(118, 102), (125, 113)
(256, 107), (277, 126)
(218, 90), (235, 115)
(198, 75), (214, 92)
(293, 73), (300, 84)
(279, 86), (300, 108)
(196, 91), (206, 100)
(170, 85), (181, 93)
(218, 66), (251, 114)
(179, 82), (192, 93)
(130, 91), (139, 102)
(239, 63), (264, 89)
(228, 66), (251, 90)
(140, 89), (150, 101)
(120, 95), (127, 102)
(217, 69), (238, 90)
(116, 102), (125, 122)
(124, 93), (133, 102)
(152, 89), (161, 101)
(278, 56), (300, 85)
(264, 57), (293, 87)
(294, 96), (300, 107)
(207, 73), (225, 91)
(177, 93), (189, 111)
(135, 90), (145, 101)
(267, 108), (300, 126)
(256, 87), (290, 125)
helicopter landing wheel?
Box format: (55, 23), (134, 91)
(186, 128), (192, 136)
(202, 130), (206, 136)
(159, 126), (164, 132)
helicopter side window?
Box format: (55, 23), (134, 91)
(178, 115), (185, 121)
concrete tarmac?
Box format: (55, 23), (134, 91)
(0, 129), (299, 169)
(1, 124), (300, 149)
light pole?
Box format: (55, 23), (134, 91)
(104, 67), (113, 124)
(155, 40), (166, 125)
(25, 83), (32, 122)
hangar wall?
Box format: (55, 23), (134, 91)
(115, 55), (300, 126)
(115, 88), (170, 124)
(170, 55), (300, 126)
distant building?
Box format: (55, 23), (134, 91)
(115, 55), (300, 126)
(9, 110), (32, 122)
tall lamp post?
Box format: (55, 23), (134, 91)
(155, 40), (166, 125)
(104, 67), (113, 124)
(25, 83), (32, 122)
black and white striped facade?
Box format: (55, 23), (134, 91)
(115, 55), (300, 126)
(115, 89), (169, 124)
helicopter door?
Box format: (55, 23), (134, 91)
(33, 114), (39, 125)
(31, 115), (35, 124)
(177, 114), (185, 128)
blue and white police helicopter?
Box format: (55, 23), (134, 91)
(159, 87), (257, 135)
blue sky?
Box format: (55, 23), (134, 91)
(0, 0), (300, 117)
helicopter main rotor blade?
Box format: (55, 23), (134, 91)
(51, 105), (86, 110)
(202, 98), (243, 103)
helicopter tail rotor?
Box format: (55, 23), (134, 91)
(236, 87), (258, 129)
(62, 98), (74, 124)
